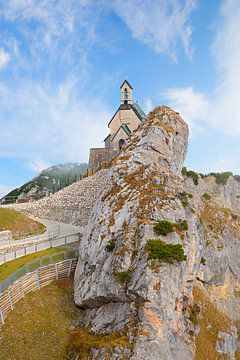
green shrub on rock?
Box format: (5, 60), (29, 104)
(145, 240), (187, 264)
(182, 167), (199, 185)
(202, 193), (211, 200)
(115, 271), (131, 283)
(105, 242), (115, 251)
(174, 219), (188, 232)
(154, 220), (174, 236)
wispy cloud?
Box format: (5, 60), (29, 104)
(27, 157), (51, 174)
(0, 48), (10, 69)
(0, 184), (13, 198)
(111, 0), (198, 60)
(163, 0), (240, 137)
(0, 79), (111, 163)
(163, 87), (209, 134)
(0, 1), (112, 166)
(208, 0), (240, 135)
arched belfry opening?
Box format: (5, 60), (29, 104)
(119, 138), (125, 150)
(124, 88), (128, 103)
(120, 79), (133, 105)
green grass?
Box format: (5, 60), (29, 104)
(0, 279), (80, 360)
(0, 279), (132, 360)
(0, 247), (65, 281)
(0, 208), (45, 239)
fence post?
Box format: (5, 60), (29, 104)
(68, 259), (73, 277)
(36, 269), (40, 290)
(55, 264), (58, 280)
(24, 247), (27, 256)
(8, 289), (13, 310)
(65, 236), (67, 245)
(35, 244), (37, 253)
(19, 279), (25, 297)
(0, 307), (4, 325)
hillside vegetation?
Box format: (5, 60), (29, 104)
(0, 208), (45, 239)
(3, 162), (88, 202)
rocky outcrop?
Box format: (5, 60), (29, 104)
(7, 169), (108, 227)
(73, 105), (240, 359)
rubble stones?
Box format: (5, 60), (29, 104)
(8, 170), (108, 227)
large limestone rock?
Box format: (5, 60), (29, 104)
(74, 106), (240, 359)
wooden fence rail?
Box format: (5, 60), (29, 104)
(0, 258), (78, 326)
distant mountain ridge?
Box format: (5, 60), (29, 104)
(2, 162), (88, 202)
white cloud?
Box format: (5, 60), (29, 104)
(0, 184), (13, 198)
(208, 0), (240, 136)
(0, 48), (10, 69)
(143, 98), (154, 114)
(27, 157), (51, 174)
(163, 0), (240, 137)
(111, 0), (197, 60)
(0, 79), (111, 164)
(163, 87), (209, 134)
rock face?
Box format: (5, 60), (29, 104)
(73, 105), (240, 359)
(7, 169), (108, 227)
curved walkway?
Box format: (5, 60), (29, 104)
(0, 217), (84, 249)
(0, 217), (84, 265)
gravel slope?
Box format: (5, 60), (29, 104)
(7, 169), (108, 227)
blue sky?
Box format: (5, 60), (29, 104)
(0, 0), (240, 197)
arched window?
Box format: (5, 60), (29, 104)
(119, 139), (125, 150)
(124, 88), (128, 100)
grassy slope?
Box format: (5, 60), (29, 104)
(0, 247), (65, 281)
(0, 279), (80, 360)
(0, 208), (45, 239)
(0, 279), (131, 359)
(194, 286), (233, 360)
(0, 278), (132, 359)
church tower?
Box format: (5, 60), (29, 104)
(120, 79), (133, 104)
(88, 79), (146, 171)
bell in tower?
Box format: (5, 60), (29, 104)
(120, 79), (133, 105)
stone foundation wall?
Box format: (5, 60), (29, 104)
(0, 230), (12, 242)
(88, 148), (118, 171)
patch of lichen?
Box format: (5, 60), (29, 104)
(66, 327), (132, 359)
(137, 182), (177, 221)
(101, 184), (121, 202)
(123, 136), (140, 152)
(123, 166), (148, 187)
(193, 286), (233, 360)
(156, 122), (175, 134)
(200, 203), (240, 239)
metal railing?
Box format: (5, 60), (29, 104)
(0, 232), (81, 266)
(0, 248), (78, 293)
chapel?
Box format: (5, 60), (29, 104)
(88, 79), (145, 170)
